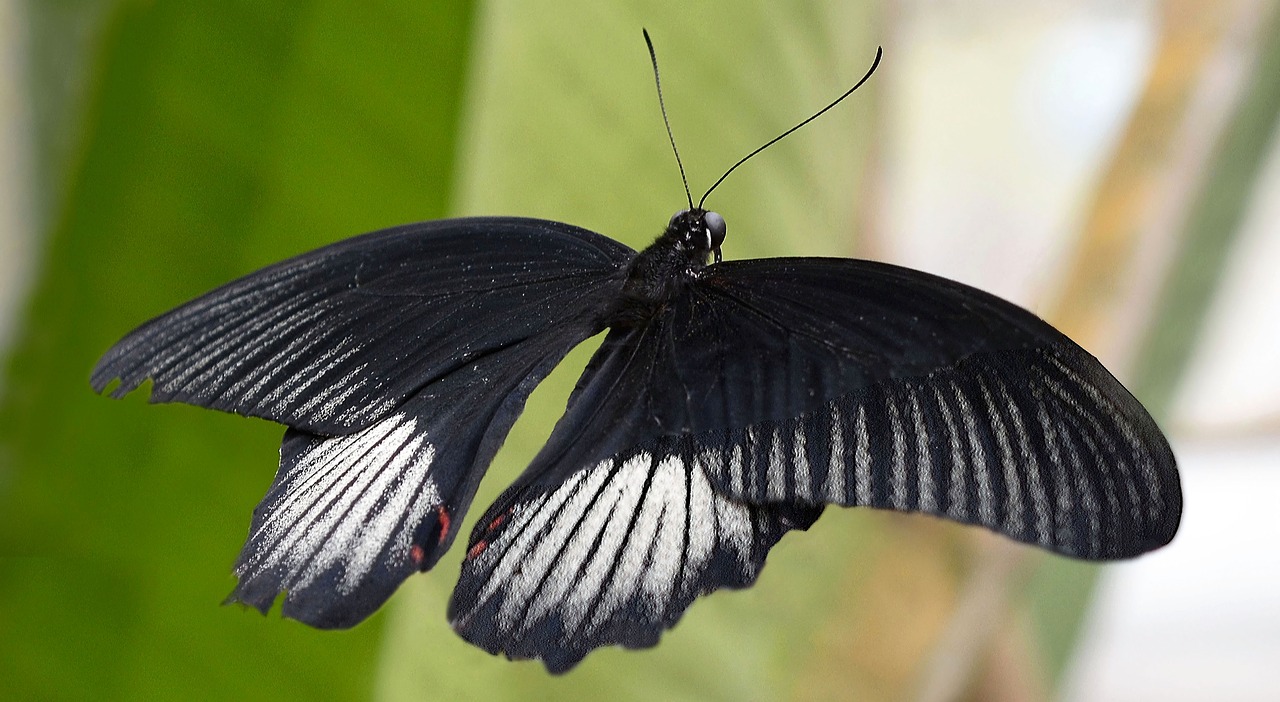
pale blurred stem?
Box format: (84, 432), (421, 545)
(1046, 0), (1253, 359)
(912, 536), (1032, 702)
(1131, 1), (1280, 410)
(909, 0), (1280, 700)
(1173, 414), (1280, 440)
(849, 0), (898, 262)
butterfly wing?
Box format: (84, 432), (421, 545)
(91, 217), (634, 434)
(677, 258), (1180, 560)
(227, 330), (596, 628)
(450, 256), (1178, 671)
(449, 324), (824, 671)
(93, 217), (635, 627)
(448, 318), (835, 671)
(450, 437), (822, 673)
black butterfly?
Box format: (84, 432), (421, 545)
(91, 36), (1179, 674)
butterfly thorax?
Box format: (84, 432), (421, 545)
(613, 209), (724, 326)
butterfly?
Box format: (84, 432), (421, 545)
(91, 34), (1180, 673)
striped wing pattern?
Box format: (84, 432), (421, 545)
(696, 345), (1178, 559)
(227, 331), (595, 628)
(91, 218), (633, 434)
(91, 218), (635, 631)
(230, 413), (442, 628)
(450, 442), (822, 673)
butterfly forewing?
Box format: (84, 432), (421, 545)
(91, 218), (634, 434)
(677, 259), (1179, 559)
(688, 344), (1177, 559)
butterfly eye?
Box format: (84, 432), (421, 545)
(669, 209), (690, 228)
(704, 211), (726, 247)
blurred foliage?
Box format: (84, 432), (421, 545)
(23, 0), (117, 232)
(1, 1), (474, 698)
(1018, 2), (1280, 694)
(1132, 4), (1280, 411)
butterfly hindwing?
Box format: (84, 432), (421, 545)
(229, 421), (439, 628)
(228, 330), (601, 628)
(91, 217), (634, 434)
(450, 438), (822, 673)
(447, 318), (821, 670)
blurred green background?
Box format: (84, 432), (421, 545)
(2, 1), (1278, 700)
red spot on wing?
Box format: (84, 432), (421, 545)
(436, 506), (451, 544)
(410, 544), (426, 565)
(466, 507), (512, 560)
(487, 512), (507, 532)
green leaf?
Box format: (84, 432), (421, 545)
(1, 1), (474, 699)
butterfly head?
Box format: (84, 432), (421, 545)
(666, 208), (726, 264)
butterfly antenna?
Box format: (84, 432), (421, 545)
(698, 45), (883, 209)
(644, 29), (694, 211)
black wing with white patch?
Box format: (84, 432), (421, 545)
(93, 217), (635, 628)
(91, 217), (634, 434)
(228, 330), (600, 628)
(449, 321), (819, 670)
(450, 437), (821, 673)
